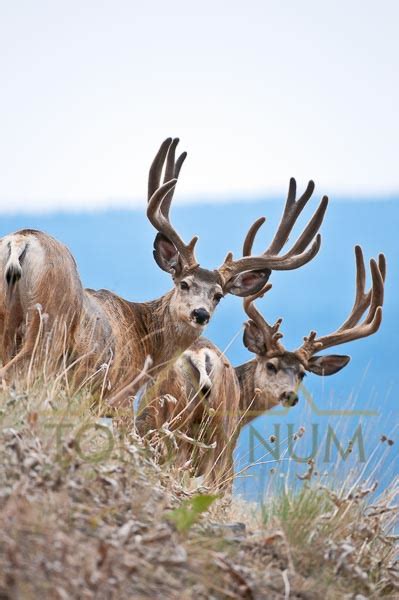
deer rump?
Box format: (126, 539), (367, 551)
(0, 230), (130, 388)
(0, 231), (85, 370)
(0, 229), (149, 391)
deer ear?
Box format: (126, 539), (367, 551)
(224, 269), (271, 297)
(307, 354), (351, 376)
(243, 321), (267, 355)
(153, 233), (183, 277)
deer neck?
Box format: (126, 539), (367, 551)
(80, 287), (201, 381)
(128, 290), (201, 374)
(235, 360), (264, 427)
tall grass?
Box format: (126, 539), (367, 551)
(0, 343), (397, 598)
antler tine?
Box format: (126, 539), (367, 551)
(281, 196), (329, 257)
(242, 217), (266, 257)
(243, 282), (273, 312)
(164, 137), (179, 182)
(378, 253), (386, 281)
(148, 138), (172, 201)
(220, 233), (322, 280)
(146, 138), (197, 269)
(307, 306), (383, 354)
(243, 283), (284, 352)
(243, 286), (272, 332)
(337, 247), (386, 331)
(266, 178), (315, 255)
(148, 138), (187, 215)
(161, 138), (187, 218)
(242, 232), (283, 353)
(337, 246), (368, 331)
(218, 178), (327, 282)
(296, 247), (385, 359)
(364, 256), (385, 324)
(147, 178), (198, 269)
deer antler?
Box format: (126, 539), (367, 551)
(147, 138), (198, 270)
(337, 247), (386, 331)
(243, 285), (285, 355)
(295, 246), (385, 362)
(218, 177), (328, 282)
(242, 227), (285, 354)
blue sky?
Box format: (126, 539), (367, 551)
(1, 1), (398, 211)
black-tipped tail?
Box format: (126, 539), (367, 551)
(5, 263), (22, 286)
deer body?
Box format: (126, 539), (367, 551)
(0, 230), (84, 372)
(0, 230), (226, 402)
(0, 138), (328, 412)
(138, 246), (386, 489)
(77, 280), (225, 397)
(137, 339), (299, 487)
(137, 337), (240, 488)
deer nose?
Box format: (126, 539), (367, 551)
(191, 308), (210, 325)
(280, 391), (299, 407)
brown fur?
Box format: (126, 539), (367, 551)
(0, 231), (228, 412)
(137, 340), (307, 487)
(0, 231), (83, 374)
(137, 338), (240, 489)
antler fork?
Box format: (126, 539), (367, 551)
(219, 177), (329, 282)
(146, 138), (198, 270)
(296, 246), (385, 361)
(242, 222), (284, 354)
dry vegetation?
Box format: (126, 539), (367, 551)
(0, 365), (397, 599)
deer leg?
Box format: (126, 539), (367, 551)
(0, 291), (24, 366)
(1, 316), (22, 366)
(218, 454), (235, 496)
(0, 315), (8, 365)
(0, 310), (42, 380)
(200, 427), (236, 493)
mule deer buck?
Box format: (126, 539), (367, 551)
(0, 138), (327, 411)
(137, 244), (385, 489)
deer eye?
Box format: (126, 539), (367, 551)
(213, 292), (223, 303)
(180, 281), (189, 291)
(299, 372), (306, 381)
(266, 362), (277, 374)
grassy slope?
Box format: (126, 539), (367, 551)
(0, 374), (398, 600)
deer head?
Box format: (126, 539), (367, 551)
(242, 245), (386, 411)
(147, 137), (329, 333)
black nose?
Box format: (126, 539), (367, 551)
(191, 308), (210, 325)
(280, 391), (299, 407)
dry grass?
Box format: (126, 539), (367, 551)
(0, 361), (397, 599)
(259, 482), (399, 598)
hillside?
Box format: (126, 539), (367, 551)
(1, 198), (398, 500)
(0, 369), (397, 599)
